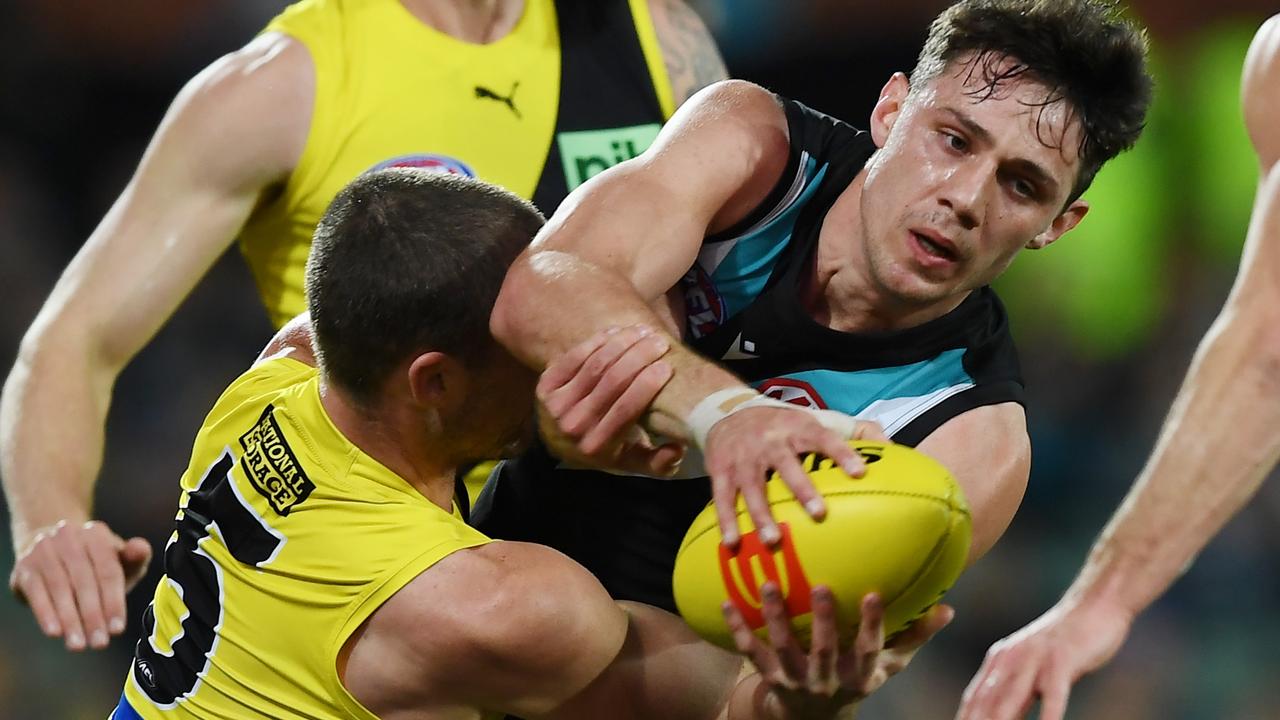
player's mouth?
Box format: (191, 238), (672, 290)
(908, 228), (960, 269)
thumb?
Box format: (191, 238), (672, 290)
(120, 537), (153, 590)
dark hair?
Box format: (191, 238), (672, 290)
(306, 169), (544, 405)
(911, 0), (1152, 201)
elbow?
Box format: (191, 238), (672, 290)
(490, 249), (539, 357)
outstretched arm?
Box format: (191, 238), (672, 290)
(956, 17), (1280, 720)
(2, 32), (312, 651)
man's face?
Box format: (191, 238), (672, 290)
(857, 55), (1090, 306)
(456, 348), (540, 460)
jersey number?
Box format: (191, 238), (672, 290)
(133, 450), (283, 705)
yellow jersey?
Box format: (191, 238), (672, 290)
(119, 356), (489, 718)
(239, 0), (675, 328)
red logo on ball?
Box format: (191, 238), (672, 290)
(719, 523), (813, 629)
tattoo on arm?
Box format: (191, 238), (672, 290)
(649, 0), (729, 107)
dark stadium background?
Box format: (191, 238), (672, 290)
(1, 1), (1276, 716)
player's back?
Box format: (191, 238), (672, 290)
(115, 356), (489, 719)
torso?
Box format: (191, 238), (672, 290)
(117, 357), (490, 719)
(238, 0), (675, 328)
(474, 97), (1026, 612)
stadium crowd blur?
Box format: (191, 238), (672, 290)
(1, 0), (1276, 717)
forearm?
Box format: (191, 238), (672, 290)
(494, 248), (747, 441)
(1, 330), (116, 547)
(1068, 299), (1280, 616)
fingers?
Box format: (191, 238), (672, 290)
(885, 603), (954, 653)
(1039, 676), (1072, 720)
(760, 582), (806, 688)
(740, 474), (781, 546)
(11, 566), (61, 638)
(52, 524), (110, 650)
(120, 537), (154, 592)
(958, 651), (1039, 720)
(578, 358), (673, 454)
(541, 326), (668, 436)
(711, 474), (742, 547)
(615, 438), (685, 477)
(773, 449), (826, 523)
(840, 593), (885, 692)
(852, 420), (888, 442)
(724, 601), (786, 684)
(806, 586), (840, 696)
(9, 521), (137, 651)
(536, 326), (616, 398)
(85, 527), (129, 636)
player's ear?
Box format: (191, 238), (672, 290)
(408, 351), (469, 412)
(870, 72), (911, 148)
(1028, 199), (1088, 250)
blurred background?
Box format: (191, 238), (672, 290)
(1, 0), (1277, 717)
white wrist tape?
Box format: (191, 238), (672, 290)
(686, 387), (864, 450)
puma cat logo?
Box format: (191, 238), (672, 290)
(475, 81), (521, 119)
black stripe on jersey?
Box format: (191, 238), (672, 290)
(531, 0), (668, 213)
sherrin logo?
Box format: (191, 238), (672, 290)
(368, 154), (475, 177)
(718, 523), (813, 630)
(758, 377), (828, 409)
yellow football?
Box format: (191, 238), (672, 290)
(672, 440), (971, 650)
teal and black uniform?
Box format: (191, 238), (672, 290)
(474, 97), (1025, 612)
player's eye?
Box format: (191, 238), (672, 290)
(941, 130), (967, 152)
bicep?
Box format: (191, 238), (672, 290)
(528, 80), (790, 301)
(1243, 16), (1280, 170)
(37, 33), (311, 367)
(914, 402), (1031, 563)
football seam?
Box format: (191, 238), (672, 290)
(682, 489), (970, 551)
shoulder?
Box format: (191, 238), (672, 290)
(256, 313), (317, 367)
(1243, 15), (1280, 169)
(169, 32), (313, 185)
(645, 0), (729, 106)
(359, 541), (628, 715)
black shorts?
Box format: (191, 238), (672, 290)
(471, 449), (711, 613)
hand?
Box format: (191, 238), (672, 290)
(537, 325), (685, 476)
(725, 584), (953, 718)
(956, 597), (1134, 720)
(704, 408), (886, 546)
(10, 520), (152, 651)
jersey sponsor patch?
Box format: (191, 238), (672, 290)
(368, 154), (476, 177)
(682, 264), (726, 339)
(239, 405), (315, 516)
(758, 378), (828, 409)
(556, 123), (661, 190)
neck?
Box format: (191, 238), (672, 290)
(319, 382), (457, 512)
(804, 171), (969, 333)
(399, 0), (525, 44)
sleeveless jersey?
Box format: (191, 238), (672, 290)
(118, 357), (490, 719)
(473, 97), (1025, 611)
(239, 0), (675, 328)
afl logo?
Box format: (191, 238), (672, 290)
(368, 154), (475, 177)
(757, 378), (828, 409)
(682, 265), (725, 339)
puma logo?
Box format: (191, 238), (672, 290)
(475, 81), (521, 119)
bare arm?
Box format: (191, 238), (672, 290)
(649, 0), (730, 106)
(957, 17), (1280, 720)
(493, 80), (871, 544)
(347, 541), (940, 720)
(914, 403), (1030, 564)
(1, 32), (312, 649)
